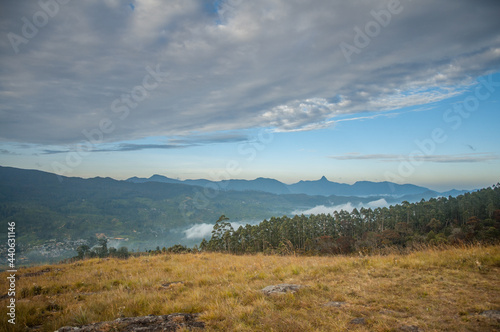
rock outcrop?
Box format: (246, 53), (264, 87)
(57, 313), (204, 331)
(260, 284), (307, 295)
(349, 317), (366, 325)
(480, 310), (500, 322)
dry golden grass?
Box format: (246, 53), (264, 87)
(1, 245), (500, 331)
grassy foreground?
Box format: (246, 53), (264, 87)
(1, 245), (500, 331)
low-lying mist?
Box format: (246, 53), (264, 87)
(292, 198), (389, 216)
(183, 220), (262, 240)
(182, 199), (390, 241)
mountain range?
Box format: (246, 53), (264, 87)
(127, 174), (469, 198)
(0, 166), (474, 264)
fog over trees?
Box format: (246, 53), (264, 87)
(202, 185), (500, 255)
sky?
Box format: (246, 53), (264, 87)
(1, 0), (500, 192)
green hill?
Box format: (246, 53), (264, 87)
(0, 166), (378, 264)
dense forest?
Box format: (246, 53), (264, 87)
(201, 184), (500, 255)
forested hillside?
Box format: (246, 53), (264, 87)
(0, 166), (494, 264)
(203, 184), (500, 254)
(0, 166), (381, 255)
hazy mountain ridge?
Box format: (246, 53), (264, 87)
(127, 174), (469, 198)
(128, 175), (292, 195)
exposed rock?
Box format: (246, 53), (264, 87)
(349, 317), (366, 325)
(56, 313), (204, 331)
(323, 301), (346, 307)
(260, 284), (307, 295)
(398, 325), (424, 332)
(480, 310), (500, 322)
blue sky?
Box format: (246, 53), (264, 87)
(1, 0), (500, 192)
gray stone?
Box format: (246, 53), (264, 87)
(260, 284), (307, 295)
(56, 313), (204, 331)
(480, 310), (500, 322)
(349, 317), (366, 325)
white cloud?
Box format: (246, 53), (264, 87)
(1, 0), (500, 145)
(183, 223), (213, 239)
(293, 199), (389, 215)
(329, 153), (500, 163)
(261, 98), (339, 132)
(183, 220), (258, 239)
(293, 203), (356, 215)
(366, 198), (389, 209)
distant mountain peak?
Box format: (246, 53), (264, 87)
(121, 170), (469, 198)
(149, 174), (167, 179)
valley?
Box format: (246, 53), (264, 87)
(1, 166), (473, 266)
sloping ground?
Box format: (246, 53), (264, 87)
(1, 245), (499, 331)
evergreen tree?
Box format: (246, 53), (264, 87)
(201, 185), (500, 255)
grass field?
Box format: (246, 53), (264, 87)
(1, 245), (499, 331)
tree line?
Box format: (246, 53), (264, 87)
(75, 238), (130, 259)
(200, 184), (500, 255)
(73, 240), (195, 261)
